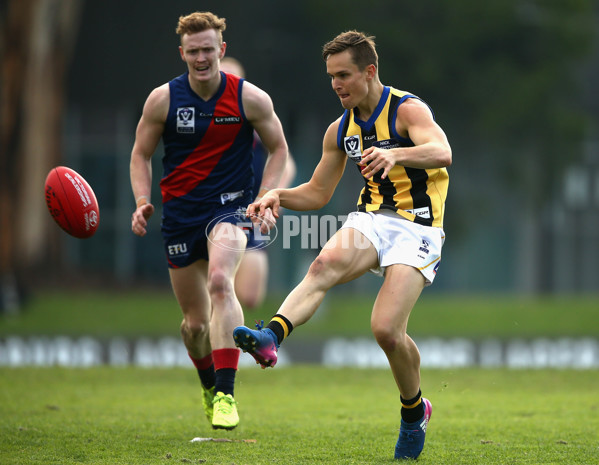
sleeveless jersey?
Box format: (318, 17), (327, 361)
(337, 86), (449, 228)
(160, 72), (255, 228)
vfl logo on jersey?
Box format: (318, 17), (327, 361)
(214, 116), (241, 124)
(177, 107), (195, 133)
(343, 135), (362, 164)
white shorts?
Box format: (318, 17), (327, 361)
(340, 210), (445, 285)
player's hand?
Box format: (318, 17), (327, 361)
(257, 208), (277, 235)
(359, 146), (398, 180)
(247, 192), (280, 234)
(131, 203), (155, 237)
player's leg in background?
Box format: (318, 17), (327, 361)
(235, 249), (268, 310)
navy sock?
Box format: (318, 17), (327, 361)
(198, 365), (215, 390)
(189, 354), (215, 390)
(214, 368), (236, 396)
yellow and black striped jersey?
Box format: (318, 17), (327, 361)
(337, 86), (449, 228)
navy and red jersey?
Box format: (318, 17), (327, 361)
(160, 71), (255, 229)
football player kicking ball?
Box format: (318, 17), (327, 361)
(234, 30), (451, 460)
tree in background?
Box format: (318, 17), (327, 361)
(0, 0), (82, 312)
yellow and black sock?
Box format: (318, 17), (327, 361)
(401, 389), (424, 424)
(266, 314), (293, 345)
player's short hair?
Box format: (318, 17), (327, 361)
(322, 30), (378, 71)
(176, 11), (226, 43)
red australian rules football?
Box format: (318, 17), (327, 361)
(44, 166), (100, 238)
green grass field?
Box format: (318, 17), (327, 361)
(2, 290), (598, 339)
(1, 291), (598, 464)
(1, 366), (598, 464)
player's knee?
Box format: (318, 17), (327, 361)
(180, 318), (209, 340)
(306, 253), (342, 284)
(371, 323), (404, 354)
(207, 268), (233, 301)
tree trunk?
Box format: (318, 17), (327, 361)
(0, 0), (82, 312)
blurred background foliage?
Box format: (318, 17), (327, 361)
(1, 0), (598, 313)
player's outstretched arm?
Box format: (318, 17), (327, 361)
(248, 119), (346, 223)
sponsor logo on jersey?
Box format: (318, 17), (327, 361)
(167, 243), (188, 256)
(406, 206), (431, 219)
(214, 116), (241, 124)
(373, 139), (401, 150)
(220, 190), (245, 205)
(176, 107), (195, 133)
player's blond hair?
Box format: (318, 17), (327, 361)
(322, 30), (378, 71)
(176, 11), (226, 43)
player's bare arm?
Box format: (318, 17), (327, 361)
(359, 98), (452, 180)
(248, 119), (346, 224)
(241, 81), (288, 199)
(130, 84), (169, 236)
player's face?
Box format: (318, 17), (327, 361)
(326, 50), (369, 110)
(179, 29), (226, 83)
